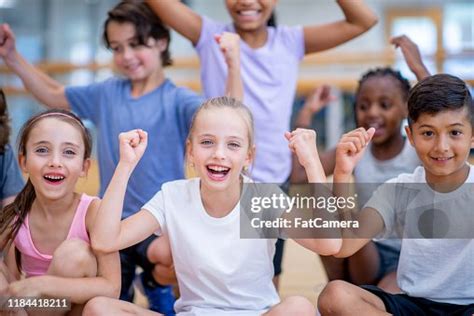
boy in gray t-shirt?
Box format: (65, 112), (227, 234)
(318, 74), (474, 315)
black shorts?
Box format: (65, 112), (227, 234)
(362, 285), (474, 316)
(119, 234), (158, 300)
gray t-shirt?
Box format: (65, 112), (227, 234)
(354, 139), (420, 251)
(365, 165), (474, 305)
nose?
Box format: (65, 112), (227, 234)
(434, 134), (449, 153)
(213, 144), (226, 160)
(48, 152), (63, 168)
(367, 103), (381, 118)
(121, 46), (133, 60)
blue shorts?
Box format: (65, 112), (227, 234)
(362, 285), (474, 316)
(374, 241), (400, 283)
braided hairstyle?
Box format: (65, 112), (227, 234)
(354, 67), (411, 124)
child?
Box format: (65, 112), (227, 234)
(0, 109), (120, 315)
(145, 0), (378, 287)
(0, 88), (24, 207)
(83, 97), (339, 315)
(0, 1), (242, 312)
(318, 74), (474, 315)
(292, 35), (429, 292)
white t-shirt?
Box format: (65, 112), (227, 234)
(365, 165), (474, 305)
(143, 178), (280, 315)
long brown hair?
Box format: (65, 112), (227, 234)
(0, 109), (92, 269)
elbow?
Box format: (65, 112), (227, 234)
(333, 248), (353, 259)
(315, 239), (342, 256)
(361, 14), (379, 31)
(90, 240), (116, 255)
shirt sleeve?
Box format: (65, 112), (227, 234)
(65, 81), (106, 124)
(364, 179), (398, 239)
(142, 190), (166, 236)
(177, 87), (205, 132)
(278, 25), (305, 60)
(0, 144), (25, 199)
(195, 16), (225, 50)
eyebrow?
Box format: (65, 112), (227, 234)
(418, 123), (465, 128)
(32, 141), (80, 148)
(109, 36), (138, 45)
(198, 134), (245, 141)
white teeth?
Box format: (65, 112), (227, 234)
(433, 157), (451, 161)
(239, 10), (258, 16)
(208, 165), (229, 172)
(44, 175), (65, 180)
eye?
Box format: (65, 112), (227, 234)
(200, 140), (213, 146)
(109, 46), (121, 53)
(35, 147), (49, 154)
(450, 130), (463, 137)
(380, 101), (392, 110)
(357, 103), (368, 111)
(228, 142), (241, 149)
(64, 149), (77, 156)
(422, 131), (434, 137)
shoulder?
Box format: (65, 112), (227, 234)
(162, 178), (198, 196)
(200, 16), (228, 35)
(273, 25), (304, 44)
(83, 194), (101, 230)
(385, 166), (425, 184)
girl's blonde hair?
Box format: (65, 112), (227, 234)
(186, 96), (255, 173)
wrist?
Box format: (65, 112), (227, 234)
(117, 161), (136, 174)
(4, 50), (20, 68)
(333, 167), (352, 182)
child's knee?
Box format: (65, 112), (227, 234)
(50, 239), (97, 277)
(82, 296), (109, 316)
(318, 280), (352, 314)
(283, 296), (315, 315)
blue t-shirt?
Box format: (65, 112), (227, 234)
(0, 144), (24, 200)
(65, 78), (203, 218)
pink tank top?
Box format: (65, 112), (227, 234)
(14, 194), (96, 277)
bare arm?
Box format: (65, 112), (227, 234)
(291, 148), (337, 183)
(145, 0), (202, 45)
(391, 35), (431, 81)
(0, 24), (69, 109)
(331, 127), (385, 257)
(91, 130), (161, 253)
(216, 33), (244, 101)
(304, 0), (378, 54)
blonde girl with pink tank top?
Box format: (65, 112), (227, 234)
(0, 109), (120, 315)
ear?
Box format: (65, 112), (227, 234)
(244, 145), (256, 169)
(405, 125), (415, 147)
(186, 139), (194, 166)
(18, 154), (28, 174)
(80, 158), (91, 178)
(156, 38), (168, 53)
